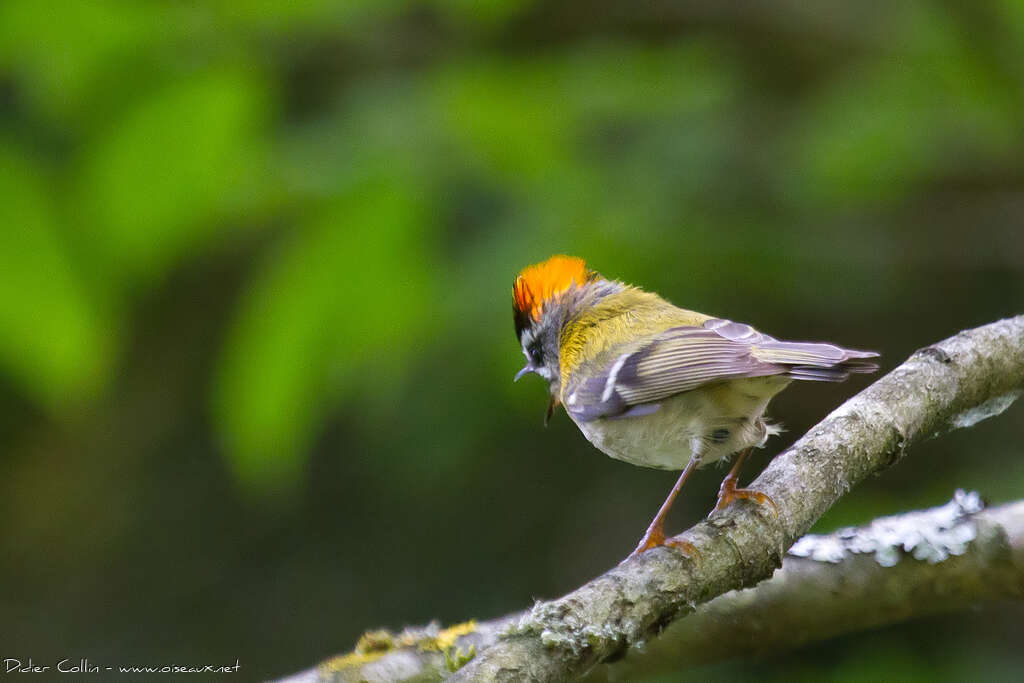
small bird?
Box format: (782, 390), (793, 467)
(513, 255), (878, 558)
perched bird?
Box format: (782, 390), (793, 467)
(513, 255), (878, 558)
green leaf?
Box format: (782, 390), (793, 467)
(0, 0), (163, 125)
(214, 177), (434, 494)
(0, 145), (113, 412)
(76, 68), (270, 287)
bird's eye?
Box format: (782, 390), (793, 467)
(528, 341), (543, 365)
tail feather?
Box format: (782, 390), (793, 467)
(752, 340), (879, 382)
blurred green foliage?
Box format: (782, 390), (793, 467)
(216, 176), (435, 489)
(1, 0), (1022, 680)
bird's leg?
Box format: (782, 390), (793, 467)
(627, 457), (700, 559)
(711, 448), (778, 517)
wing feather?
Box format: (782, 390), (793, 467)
(565, 318), (878, 422)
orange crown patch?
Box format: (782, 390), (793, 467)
(513, 255), (592, 324)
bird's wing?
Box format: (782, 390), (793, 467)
(564, 318), (877, 422)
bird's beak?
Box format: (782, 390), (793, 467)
(514, 365), (535, 382)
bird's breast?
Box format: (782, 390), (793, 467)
(569, 377), (790, 471)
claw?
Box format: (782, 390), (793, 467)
(628, 525), (666, 559)
(623, 526), (699, 563)
(664, 536), (699, 558)
(711, 479), (778, 517)
(708, 447), (778, 518)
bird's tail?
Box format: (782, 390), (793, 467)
(751, 341), (879, 382)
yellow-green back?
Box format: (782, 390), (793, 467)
(558, 287), (710, 394)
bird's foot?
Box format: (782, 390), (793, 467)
(711, 477), (778, 517)
(623, 526), (697, 563)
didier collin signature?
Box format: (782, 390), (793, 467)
(4, 658), (100, 674)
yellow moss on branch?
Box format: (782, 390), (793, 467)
(428, 620), (478, 652)
(318, 620), (481, 674)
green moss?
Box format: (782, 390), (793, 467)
(444, 644), (477, 672)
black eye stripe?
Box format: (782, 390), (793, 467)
(528, 341), (543, 364)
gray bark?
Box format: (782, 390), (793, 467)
(278, 315), (1024, 683)
(589, 494), (1024, 681)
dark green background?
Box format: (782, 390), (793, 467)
(1, 1), (1022, 680)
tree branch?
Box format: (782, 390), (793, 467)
(281, 494), (1024, 683)
(279, 316), (1024, 683)
(588, 492), (1024, 681)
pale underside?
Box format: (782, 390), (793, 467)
(570, 376), (791, 470)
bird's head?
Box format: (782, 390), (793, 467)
(512, 255), (600, 419)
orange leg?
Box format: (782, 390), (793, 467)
(711, 448), (778, 516)
(627, 458), (700, 559)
